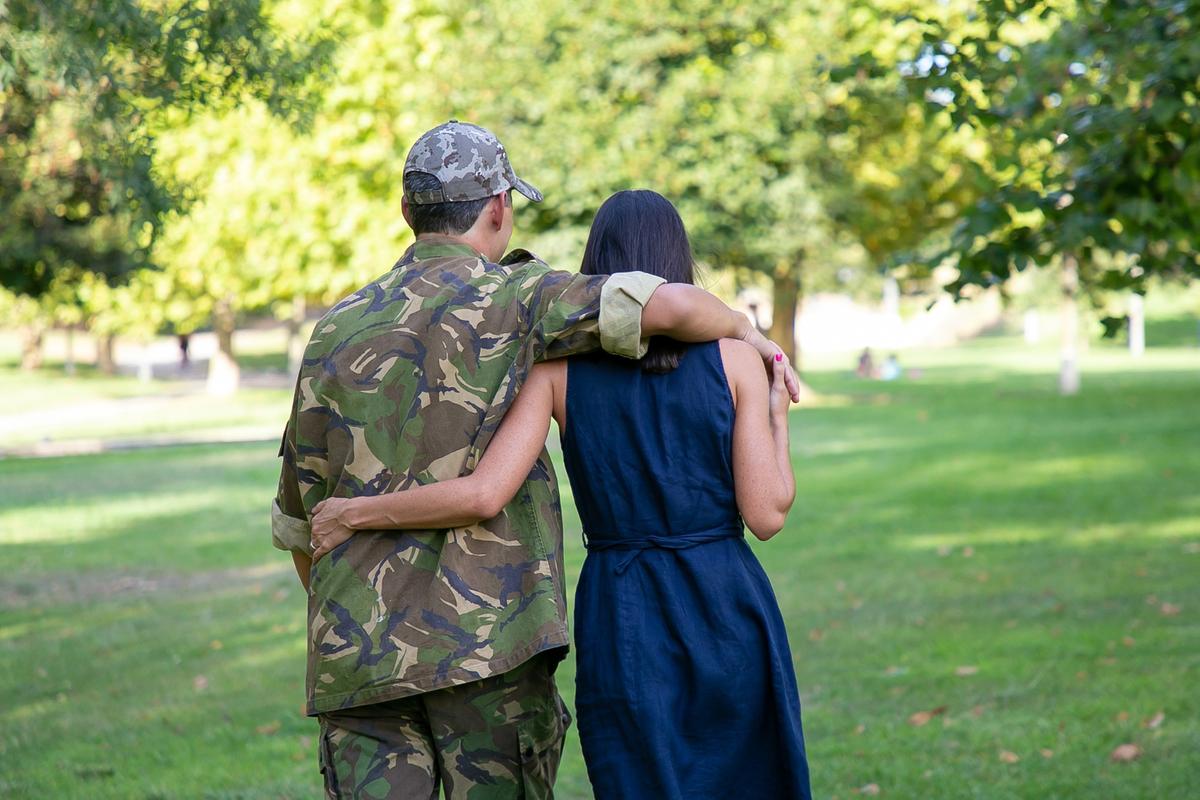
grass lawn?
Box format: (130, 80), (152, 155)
(1, 340), (1198, 798)
(0, 363), (291, 451)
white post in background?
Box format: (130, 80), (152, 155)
(1023, 309), (1041, 344)
(1059, 255), (1081, 396)
(138, 342), (154, 383)
(1128, 292), (1145, 358)
(65, 326), (77, 376)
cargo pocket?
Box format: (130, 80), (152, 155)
(318, 725), (342, 800)
(518, 691), (571, 800)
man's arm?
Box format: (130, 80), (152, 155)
(522, 263), (799, 400)
(639, 283), (802, 402)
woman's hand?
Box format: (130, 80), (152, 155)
(741, 326), (801, 403)
(768, 352), (792, 427)
(310, 497), (357, 563)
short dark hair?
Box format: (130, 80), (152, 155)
(580, 190), (696, 373)
(403, 171), (509, 236)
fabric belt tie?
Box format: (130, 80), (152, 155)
(583, 525), (743, 574)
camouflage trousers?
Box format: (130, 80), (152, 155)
(317, 654), (571, 799)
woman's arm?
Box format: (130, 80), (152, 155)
(309, 363), (559, 562)
(721, 338), (796, 540)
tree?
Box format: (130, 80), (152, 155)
(852, 0), (1200, 391)
(0, 0), (325, 369)
(146, 0), (455, 392)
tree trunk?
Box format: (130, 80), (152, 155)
(769, 259), (801, 367)
(20, 324), (45, 371)
(768, 258), (816, 403)
(96, 333), (117, 375)
(286, 296), (307, 377)
(1059, 255), (1080, 396)
(1128, 292), (1145, 358)
(207, 297), (240, 396)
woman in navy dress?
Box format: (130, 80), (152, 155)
(314, 190), (811, 799)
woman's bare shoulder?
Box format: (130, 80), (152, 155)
(718, 337), (762, 376)
(718, 338), (766, 406)
(530, 359), (567, 383)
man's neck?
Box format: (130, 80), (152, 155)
(416, 231), (494, 261)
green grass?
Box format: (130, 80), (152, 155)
(2, 342), (1198, 798)
(0, 365), (291, 449)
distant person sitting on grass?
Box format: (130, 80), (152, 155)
(856, 347), (875, 378)
(880, 352), (903, 381)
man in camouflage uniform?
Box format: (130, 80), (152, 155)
(272, 121), (792, 799)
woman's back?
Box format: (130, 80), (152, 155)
(562, 340), (740, 545)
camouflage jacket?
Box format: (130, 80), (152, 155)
(272, 236), (663, 714)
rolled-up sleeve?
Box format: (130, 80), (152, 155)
(271, 499), (312, 553)
(599, 272), (666, 359)
(273, 419), (314, 554)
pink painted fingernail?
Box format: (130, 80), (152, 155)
(775, 353), (783, 361)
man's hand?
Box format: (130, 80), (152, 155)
(738, 321), (801, 403)
(310, 497), (356, 563)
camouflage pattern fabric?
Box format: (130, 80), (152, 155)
(273, 235), (663, 715)
(318, 653), (569, 800)
(404, 121), (543, 205)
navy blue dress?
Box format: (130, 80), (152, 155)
(562, 341), (811, 800)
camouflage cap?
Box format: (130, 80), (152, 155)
(403, 120), (543, 205)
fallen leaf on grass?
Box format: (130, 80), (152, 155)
(809, 628), (825, 642)
(859, 783), (881, 796)
(998, 750), (1020, 764)
(908, 706), (948, 727)
(1160, 602), (1182, 616)
(1110, 743), (1142, 762)
(192, 675), (208, 692)
(854, 724), (866, 735)
(937, 546), (952, 557)
(210, 640), (223, 650)
(256, 721), (281, 735)
(962, 546), (975, 558)
(884, 665), (907, 677)
(1122, 636), (1135, 647)
(1115, 711), (1130, 722)
(1040, 749), (1054, 759)
(971, 705), (986, 718)
(954, 665), (979, 677)
(1143, 712), (1165, 729)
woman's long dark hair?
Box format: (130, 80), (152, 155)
(580, 190), (696, 372)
